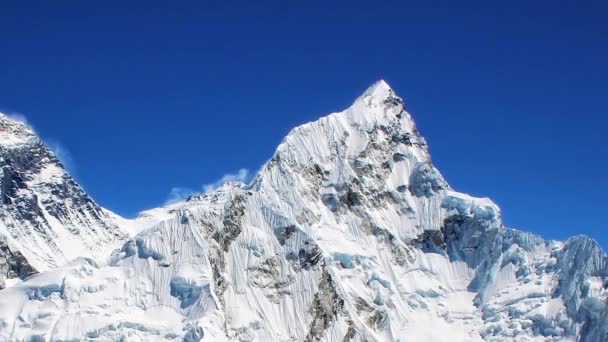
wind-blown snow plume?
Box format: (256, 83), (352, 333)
(202, 168), (249, 193)
(6, 112), (29, 125)
(1, 112), (75, 170)
(165, 186), (199, 205)
(165, 168), (250, 205)
(44, 138), (75, 172)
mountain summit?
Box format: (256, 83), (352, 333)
(0, 113), (129, 287)
(0, 83), (606, 341)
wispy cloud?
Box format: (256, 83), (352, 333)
(202, 168), (250, 194)
(6, 112), (30, 125)
(165, 187), (199, 205)
(164, 168), (251, 205)
(45, 138), (75, 172)
(2, 112), (76, 172)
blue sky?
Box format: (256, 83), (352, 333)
(0, 1), (606, 248)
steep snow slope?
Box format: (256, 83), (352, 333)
(0, 114), (130, 288)
(0, 82), (606, 341)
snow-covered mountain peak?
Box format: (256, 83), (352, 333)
(270, 79), (428, 171)
(0, 82), (606, 341)
(358, 79), (393, 101)
(341, 79), (414, 132)
(0, 112), (38, 148)
(0, 113), (129, 288)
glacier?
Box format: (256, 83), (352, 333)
(0, 81), (606, 341)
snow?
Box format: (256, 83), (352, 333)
(0, 81), (606, 341)
(0, 113), (131, 273)
(0, 113), (37, 147)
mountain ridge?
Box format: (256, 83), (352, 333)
(0, 113), (130, 286)
(0, 82), (606, 341)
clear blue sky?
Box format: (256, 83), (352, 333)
(1, 1), (606, 248)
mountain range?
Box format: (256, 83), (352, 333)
(0, 81), (606, 341)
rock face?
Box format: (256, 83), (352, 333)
(0, 82), (606, 341)
(0, 236), (36, 289)
(0, 114), (129, 287)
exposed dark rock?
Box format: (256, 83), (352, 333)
(442, 215), (501, 273)
(342, 188), (361, 208)
(383, 95), (403, 108)
(391, 132), (413, 146)
(287, 240), (323, 271)
(342, 323), (357, 342)
(247, 257), (293, 303)
(273, 225), (297, 246)
(305, 269), (344, 342)
(313, 164), (326, 176)
(392, 152), (408, 162)
(183, 325), (204, 342)
(0, 237), (37, 289)
(321, 184), (362, 212)
(213, 194), (246, 252)
(208, 250), (228, 308)
(412, 229), (447, 254)
(409, 162), (446, 197)
(367, 310), (389, 331)
(373, 225), (412, 266)
(354, 297), (374, 314)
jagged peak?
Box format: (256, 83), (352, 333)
(254, 82), (428, 189)
(0, 112), (31, 128)
(562, 235), (608, 259)
(350, 79), (402, 112)
(360, 79), (393, 98)
(0, 112), (38, 148)
(280, 80), (407, 142)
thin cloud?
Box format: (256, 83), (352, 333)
(3, 112), (76, 173)
(6, 112), (30, 125)
(165, 187), (198, 205)
(164, 168), (251, 205)
(202, 168), (250, 194)
(45, 138), (75, 172)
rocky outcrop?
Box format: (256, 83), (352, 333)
(0, 236), (36, 289)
